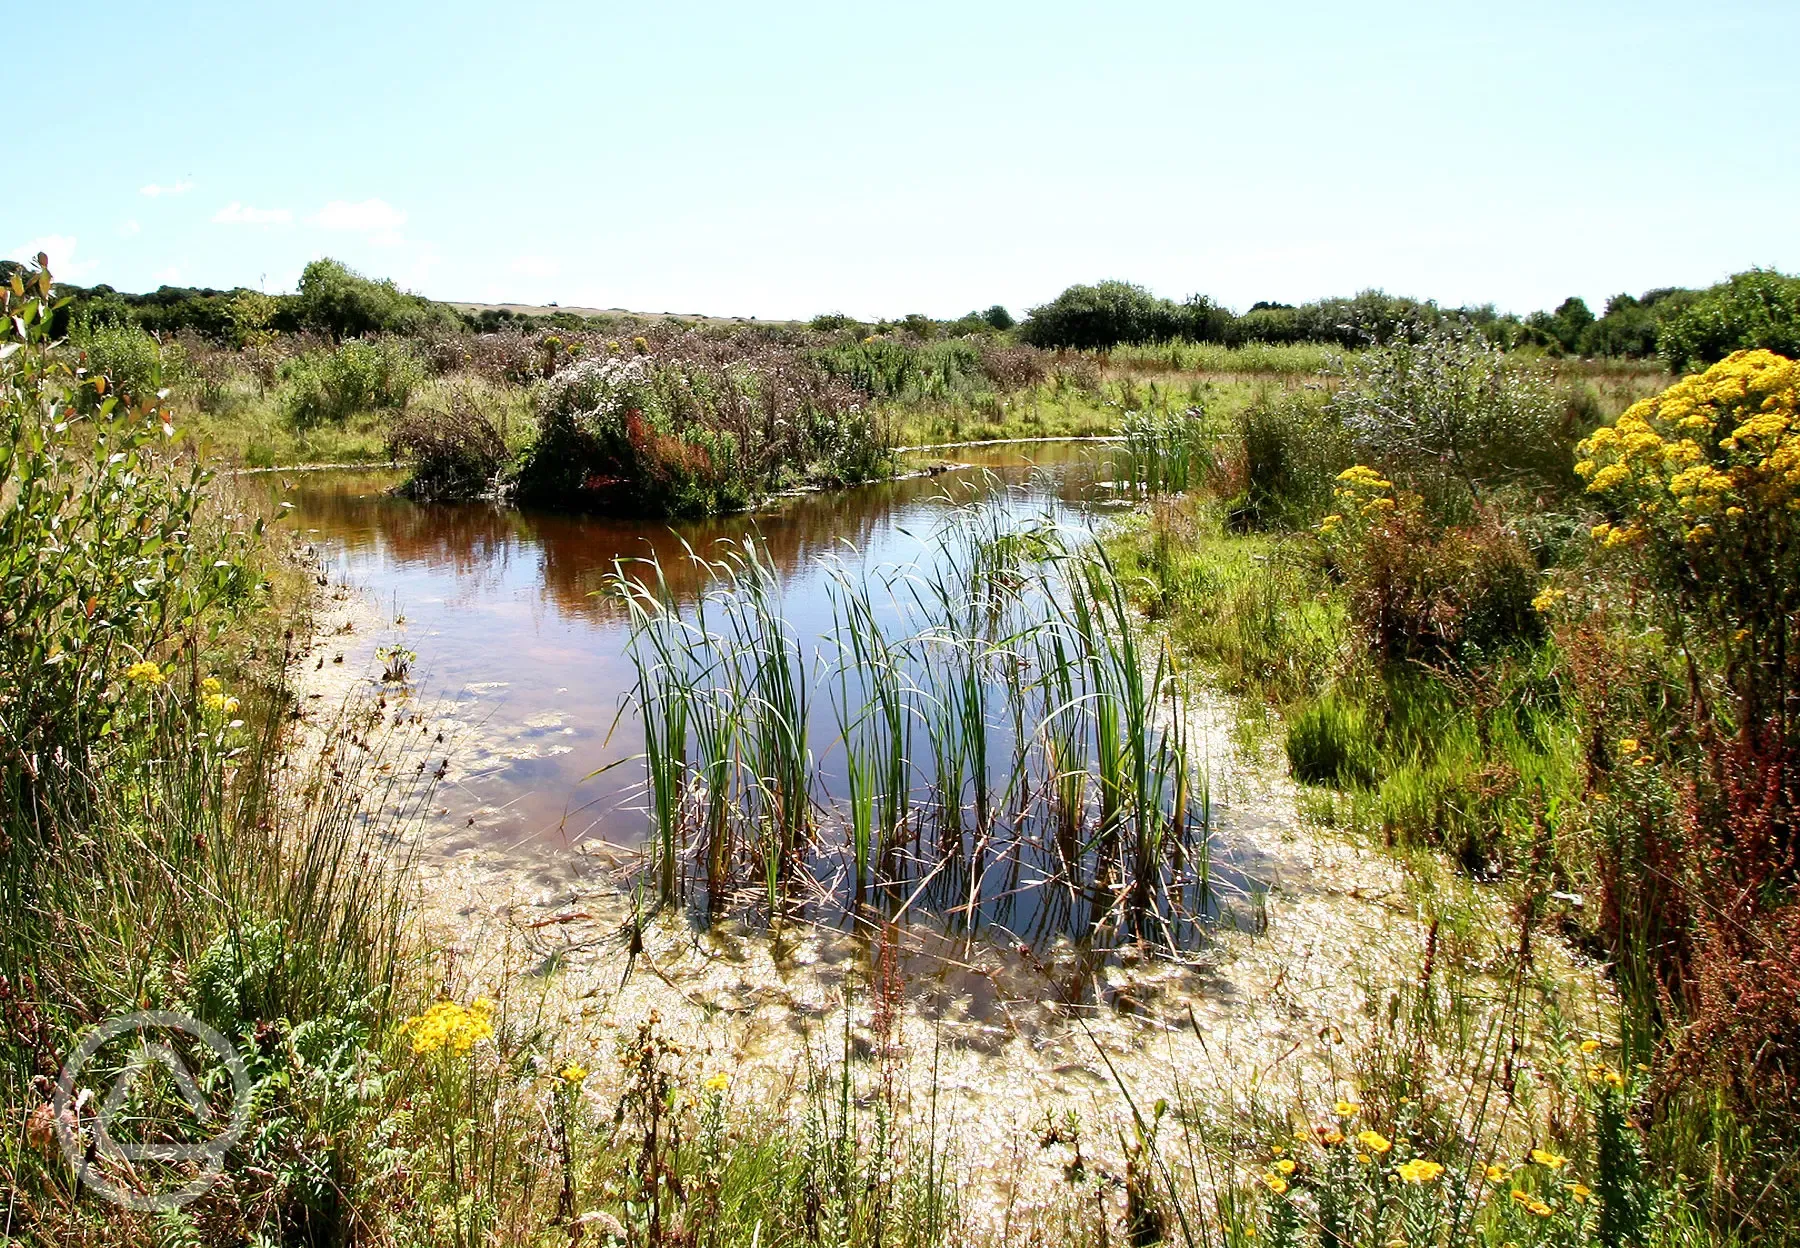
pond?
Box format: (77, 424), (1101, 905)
(264, 443), (1274, 963)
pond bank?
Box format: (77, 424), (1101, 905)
(278, 448), (1615, 1232)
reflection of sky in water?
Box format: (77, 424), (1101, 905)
(272, 447), (1115, 870)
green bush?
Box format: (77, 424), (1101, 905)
(1018, 280), (1184, 349)
(278, 337), (422, 428)
(1657, 268), (1800, 372)
(289, 257), (451, 340)
(1228, 389), (1351, 530)
(70, 320), (182, 407)
(1329, 321), (1567, 519)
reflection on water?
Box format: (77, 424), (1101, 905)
(268, 445), (1256, 955)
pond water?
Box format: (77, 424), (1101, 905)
(264, 443), (1267, 958)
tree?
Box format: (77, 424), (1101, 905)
(1657, 268), (1800, 373)
(1017, 281), (1182, 349)
(291, 258), (448, 340)
(980, 304), (1014, 331)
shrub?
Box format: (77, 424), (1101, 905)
(515, 336), (898, 514)
(1657, 269), (1800, 373)
(1576, 352), (1800, 1159)
(1329, 321), (1567, 519)
(1227, 389), (1351, 530)
(289, 257), (451, 340)
(278, 337), (422, 428)
(1322, 469), (1544, 668)
(1017, 280), (1185, 349)
(69, 320), (181, 407)
(389, 389), (511, 500)
(3, 267), (254, 776)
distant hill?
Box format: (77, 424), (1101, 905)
(449, 300), (802, 328)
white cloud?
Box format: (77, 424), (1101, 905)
(213, 201), (292, 226)
(153, 266), (181, 283)
(509, 255), (560, 278)
(119, 219), (141, 237)
(140, 180), (194, 197)
(310, 199), (407, 232)
(367, 229), (407, 248)
(8, 234), (96, 279)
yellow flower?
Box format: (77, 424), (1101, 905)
(124, 660), (165, 686)
(1274, 1159), (1295, 1174)
(1356, 1130), (1392, 1155)
(201, 675), (222, 694)
(1270, 1146), (1285, 1157)
(1263, 1173), (1289, 1195)
(202, 691), (240, 715)
(1531, 587), (1565, 614)
(1321, 1129), (1345, 1146)
(1485, 1164), (1508, 1183)
(1334, 1100), (1360, 1117)
(1530, 1148), (1568, 1169)
(705, 1071), (730, 1092)
(1617, 738), (1639, 755)
(1530, 1200), (1553, 1217)
(1602, 1069), (1625, 1088)
(561, 1062), (588, 1084)
(1579, 1039), (1601, 1054)
(1568, 1183), (1592, 1203)
(399, 997), (496, 1054)
(1396, 1159), (1443, 1184)
(1356, 1153), (1371, 1164)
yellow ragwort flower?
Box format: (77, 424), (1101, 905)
(1263, 1173), (1289, 1195)
(561, 1063), (588, 1084)
(1274, 1159), (1295, 1175)
(1530, 1148), (1569, 1170)
(1579, 1039), (1601, 1054)
(1356, 1130), (1392, 1155)
(705, 1071), (730, 1093)
(1485, 1164), (1508, 1183)
(1334, 1100), (1360, 1117)
(124, 660), (165, 687)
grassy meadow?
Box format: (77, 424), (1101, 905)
(4, 252), (1799, 1248)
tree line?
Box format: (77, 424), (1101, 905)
(9, 253), (1796, 373)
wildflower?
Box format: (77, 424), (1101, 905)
(1530, 1200), (1553, 1217)
(1321, 1129), (1345, 1145)
(1579, 1039), (1601, 1054)
(561, 1062), (588, 1084)
(1274, 1158), (1295, 1174)
(1568, 1183), (1592, 1203)
(1531, 587), (1565, 614)
(1602, 1069), (1625, 1088)
(705, 1071), (730, 1093)
(1396, 1159), (1443, 1184)
(1530, 1148), (1568, 1169)
(1356, 1153), (1371, 1164)
(1617, 738), (1639, 755)
(1485, 1164), (1507, 1183)
(201, 675), (222, 694)
(124, 660), (165, 686)
(1263, 1173), (1289, 1195)
(1356, 1130), (1392, 1155)
(1334, 1100), (1360, 1117)
(399, 997), (496, 1054)
(202, 691), (240, 715)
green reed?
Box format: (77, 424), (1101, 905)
(608, 495), (1213, 948)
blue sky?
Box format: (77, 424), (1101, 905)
(9, 1), (1797, 320)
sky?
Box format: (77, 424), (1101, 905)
(8, 0), (1798, 321)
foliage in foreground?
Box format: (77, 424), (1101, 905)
(1112, 340), (1800, 1238)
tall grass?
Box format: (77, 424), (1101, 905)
(606, 491), (1215, 949)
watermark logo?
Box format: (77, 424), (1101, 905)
(52, 1010), (253, 1211)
